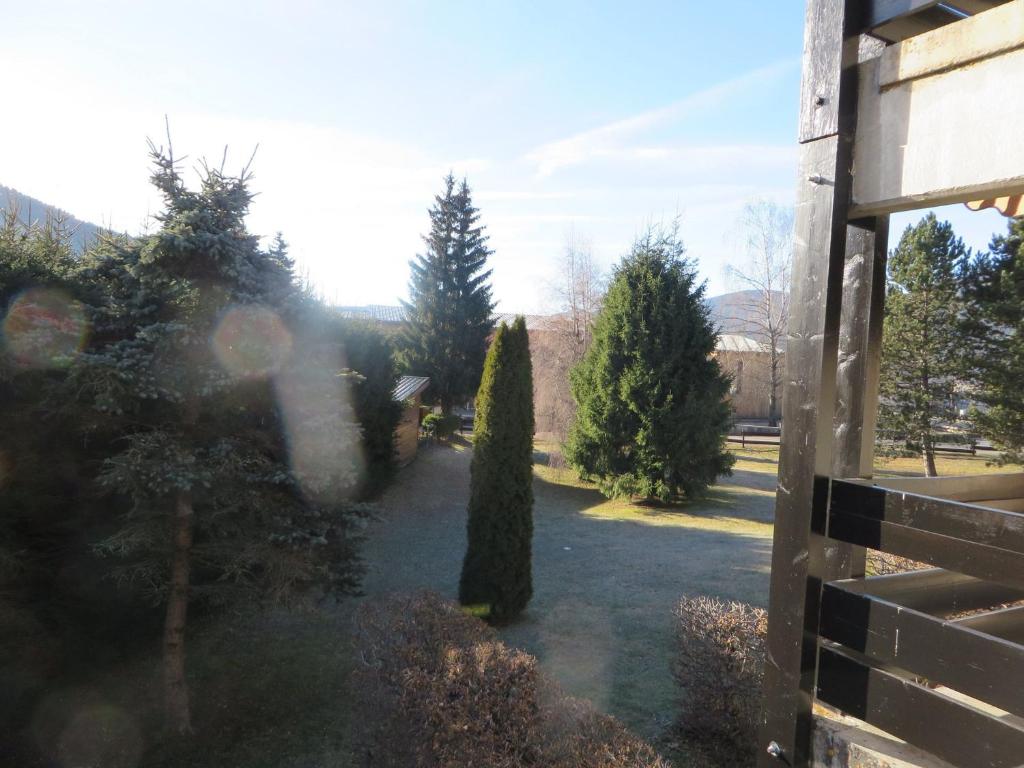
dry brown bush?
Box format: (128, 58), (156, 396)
(352, 591), (671, 768)
(673, 595), (766, 766)
(867, 550), (929, 575)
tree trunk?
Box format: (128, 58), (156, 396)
(922, 435), (938, 478)
(164, 489), (194, 733)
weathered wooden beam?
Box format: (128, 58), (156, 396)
(832, 218), (888, 482)
(817, 645), (1024, 768)
(821, 582), (1024, 718)
(851, 2), (1024, 215)
(880, 0), (1024, 86)
(828, 512), (1024, 591)
(835, 568), (1024, 616)
(955, 604), (1024, 643)
(840, 472), (1024, 501)
(759, 1), (864, 764)
(830, 478), (1024, 553)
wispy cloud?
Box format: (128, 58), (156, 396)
(523, 59), (798, 178)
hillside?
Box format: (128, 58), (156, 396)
(1, 184), (105, 253)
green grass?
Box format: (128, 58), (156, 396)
(727, 442), (1022, 478)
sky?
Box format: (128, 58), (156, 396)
(1, 1), (1012, 313)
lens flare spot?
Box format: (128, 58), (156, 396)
(58, 704), (143, 768)
(275, 351), (365, 503)
(212, 305), (293, 379)
(2, 288), (88, 369)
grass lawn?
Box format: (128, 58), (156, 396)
(727, 441), (1022, 478)
(358, 441), (775, 751)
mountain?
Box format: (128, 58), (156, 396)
(1, 185), (105, 253)
(706, 289), (787, 341)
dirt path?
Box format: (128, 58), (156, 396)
(358, 442), (773, 741)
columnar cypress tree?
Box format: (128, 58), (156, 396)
(878, 214), (967, 477)
(962, 217), (1024, 464)
(565, 224), (733, 501)
(402, 174), (494, 413)
(459, 317), (534, 623)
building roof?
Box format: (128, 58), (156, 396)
(393, 375), (430, 402)
(716, 334), (765, 353)
(337, 304), (408, 324)
(335, 304), (547, 329)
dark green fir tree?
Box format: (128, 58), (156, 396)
(962, 216), (1024, 464)
(459, 317), (534, 623)
(878, 214), (967, 477)
(401, 174), (494, 413)
(565, 223), (734, 501)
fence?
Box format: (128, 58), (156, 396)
(806, 473), (1024, 767)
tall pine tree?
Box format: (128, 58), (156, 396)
(566, 224), (733, 501)
(878, 214), (967, 477)
(66, 144), (365, 733)
(962, 216), (1024, 464)
(402, 174), (494, 413)
(459, 317), (534, 624)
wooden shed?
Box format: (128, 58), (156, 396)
(393, 375), (430, 466)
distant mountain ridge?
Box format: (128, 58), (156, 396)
(1, 184), (105, 253)
(706, 289), (786, 340)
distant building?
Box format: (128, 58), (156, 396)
(343, 305), (780, 424)
(713, 334), (780, 421)
(392, 375), (430, 466)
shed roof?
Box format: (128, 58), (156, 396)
(393, 375), (430, 402)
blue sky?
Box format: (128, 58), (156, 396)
(1, 1), (1011, 311)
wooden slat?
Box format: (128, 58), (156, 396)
(836, 569), (1024, 616)
(821, 583), (1024, 718)
(831, 479), (1024, 554)
(850, 472), (1024, 503)
(817, 646), (1024, 768)
(879, 0), (1024, 87)
(829, 511), (1024, 591)
(949, 0), (1010, 16)
(868, 1), (966, 42)
(955, 604), (1024, 643)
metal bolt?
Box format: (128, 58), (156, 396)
(808, 174), (826, 185)
(767, 741), (785, 759)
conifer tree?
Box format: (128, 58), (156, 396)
(459, 317), (534, 623)
(66, 144), (365, 733)
(878, 214), (967, 477)
(565, 224), (733, 501)
(402, 174), (494, 413)
(962, 217), (1024, 464)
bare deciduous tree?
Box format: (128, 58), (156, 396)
(534, 232), (604, 443)
(725, 201), (793, 426)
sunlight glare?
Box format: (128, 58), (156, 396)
(2, 288), (88, 369)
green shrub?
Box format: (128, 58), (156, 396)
(352, 592), (670, 768)
(673, 596), (766, 766)
(421, 412), (460, 441)
(339, 320), (404, 498)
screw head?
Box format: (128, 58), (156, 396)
(767, 741), (785, 759)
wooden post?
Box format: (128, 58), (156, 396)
(758, 1), (865, 765)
